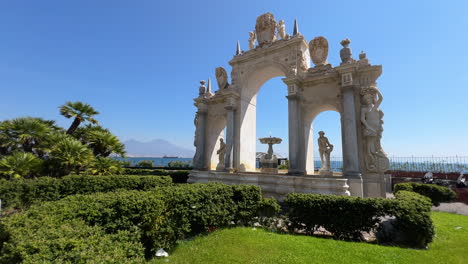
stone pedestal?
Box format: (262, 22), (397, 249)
(189, 170), (350, 201)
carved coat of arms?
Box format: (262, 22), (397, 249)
(255, 13), (277, 47)
(309, 36), (329, 66)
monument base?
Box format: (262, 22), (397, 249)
(188, 170), (350, 201)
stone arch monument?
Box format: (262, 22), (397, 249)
(190, 13), (389, 198)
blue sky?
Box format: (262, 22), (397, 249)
(0, 0), (467, 157)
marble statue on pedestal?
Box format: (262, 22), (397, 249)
(215, 67), (230, 90)
(277, 20), (288, 40)
(198, 80), (206, 97)
(216, 138), (226, 171)
(318, 131), (333, 175)
(360, 86), (389, 173)
(192, 112), (202, 169)
(248, 31), (256, 50)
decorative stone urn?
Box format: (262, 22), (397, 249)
(258, 136), (282, 174)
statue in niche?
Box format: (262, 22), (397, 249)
(248, 31), (256, 50)
(216, 138), (226, 171)
(255, 12), (277, 47)
(360, 86), (389, 172)
(318, 131), (333, 173)
(277, 20), (288, 40)
(215, 67), (229, 90)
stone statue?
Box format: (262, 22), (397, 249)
(248, 31), (256, 50)
(360, 86), (389, 172)
(215, 67), (229, 90)
(198, 80), (206, 97)
(318, 131), (333, 174)
(277, 20), (288, 40)
(309, 36), (329, 66)
(192, 112), (202, 169)
(340, 38), (354, 65)
(255, 13), (277, 47)
(216, 138), (226, 170)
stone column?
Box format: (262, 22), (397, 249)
(194, 108), (207, 170)
(340, 72), (363, 196)
(287, 94), (305, 175)
(224, 105), (235, 171)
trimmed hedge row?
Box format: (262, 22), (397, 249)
(0, 183), (279, 263)
(0, 175), (172, 210)
(122, 168), (190, 183)
(285, 190), (434, 248)
(394, 182), (456, 206)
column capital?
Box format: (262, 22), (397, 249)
(286, 94), (301, 101)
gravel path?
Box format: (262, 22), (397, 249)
(432, 203), (468, 216)
(387, 192), (468, 216)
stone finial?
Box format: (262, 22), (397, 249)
(198, 80), (206, 97)
(293, 19), (299, 35)
(359, 50), (366, 60)
(236, 40), (241, 56)
(339, 38), (354, 65)
(206, 78), (214, 97)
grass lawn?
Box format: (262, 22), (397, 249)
(152, 212), (468, 264)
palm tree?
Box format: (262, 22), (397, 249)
(87, 130), (126, 157)
(0, 152), (43, 180)
(87, 156), (123, 175)
(73, 125), (125, 157)
(59, 101), (99, 135)
(50, 136), (94, 175)
(0, 117), (57, 155)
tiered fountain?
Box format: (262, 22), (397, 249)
(258, 136), (282, 174)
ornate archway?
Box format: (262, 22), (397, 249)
(190, 13), (389, 198)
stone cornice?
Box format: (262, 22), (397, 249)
(228, 35), (308, 66)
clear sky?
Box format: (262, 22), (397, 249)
(0, 0), (467, 158)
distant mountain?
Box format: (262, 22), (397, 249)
(123, 139), (194, 158)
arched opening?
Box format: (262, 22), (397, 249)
(236, 63), (288, 172)
(311, 111), (342, 175)
(256, 77), (288, 171)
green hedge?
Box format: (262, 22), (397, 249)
(122, 168), (190, 183)
(0, 175), (172, 210)
(285, 191), (434, 248)
(0, 183), (276, 263)
(394, 182), (456, 206)
(380, 191), (434, 248)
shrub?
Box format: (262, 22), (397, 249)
(135, 160), (154, 168)
(284, 192), (434, 248)
(0, 191), (153, 263)
(0, 175), (172, 210)
(394, 182), (456, 206)
(378, 191), (434, 248)
(122, 168), (190, 183)
(0, 183), (268, 262)
(285, 193), (388, 240)
(257, 198), (281, 218)
(167, 160), (192, 169)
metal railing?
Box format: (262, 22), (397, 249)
(316, 156), (468, 173)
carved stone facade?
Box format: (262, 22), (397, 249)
(190, 13), (389, 198)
